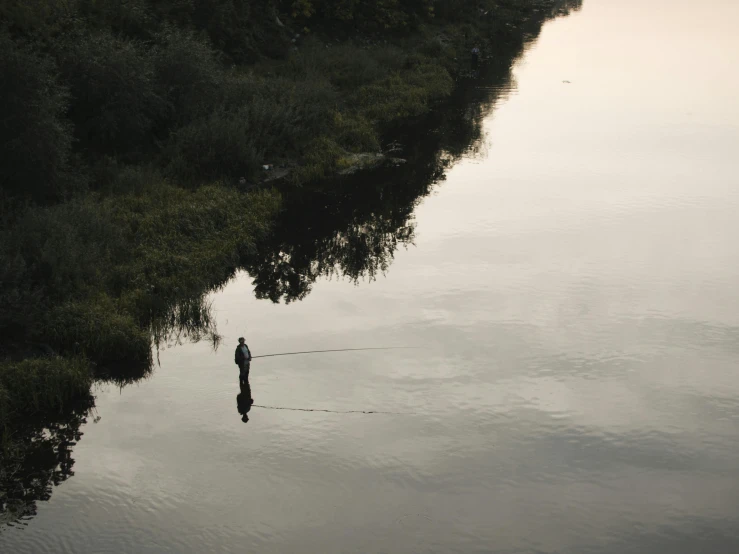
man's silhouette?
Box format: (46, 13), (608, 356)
(236, 380), (254, 423)
(235, 337), (252, 384)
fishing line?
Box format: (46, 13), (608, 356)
(244, 346), (418, 415)
(251, 346), (417, 359)
(251, 404), (409, 415)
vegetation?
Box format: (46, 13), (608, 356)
(0, 0), (586, 526)
(0, 382), (93, 525)
(0, 0), (578, 441)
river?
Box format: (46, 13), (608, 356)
(3, 0), (739, 552)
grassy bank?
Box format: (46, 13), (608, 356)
(0, 183), (281, 430)
(0, 358), (91, 430)
(0, 0), (567, 433)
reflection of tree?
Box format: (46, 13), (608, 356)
(552, 0), (584, 16)
(150, 296), (223, 358)
(0, 298), (210, 529)
(245, 176), (422, 302)
(0, 394), (94, 528)
(244, 16), (550, 304)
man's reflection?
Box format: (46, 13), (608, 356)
(236, 380), (254, 423)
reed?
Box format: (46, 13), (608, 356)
(0, 357), (92, 429)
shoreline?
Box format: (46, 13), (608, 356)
(0, 0), (570, 434)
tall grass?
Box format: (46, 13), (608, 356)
(0, 357), (92, 424)
(0, 180), (280, 395)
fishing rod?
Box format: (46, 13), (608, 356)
(251, 346), (417, 359)
(242, 346), (418, 416)
(251, 404), (409, 415)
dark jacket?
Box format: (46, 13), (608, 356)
(235, 343), (251, 365)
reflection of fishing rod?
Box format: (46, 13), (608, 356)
(252, 346), (417, 360)
(251, 404), (408, 415)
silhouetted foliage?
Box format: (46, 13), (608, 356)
(0, 31), (77, 204)
(0, 391), (94, 527)
(56, 30), (167, 162)
(152, 27), (225, 125)
(0, 0), (574, 527)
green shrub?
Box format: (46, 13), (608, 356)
(288, 40), (385, 89)
(0, 383), (8, 427)
(150, 295), (221, 350)
(0, 357), (92, 417)
(164, 109), (266, 182)
(1, 201), (121, 304)
(0, 30), (77, 204)
(109, 185), (280, 299)
(0, 0), (75, 38)
(334, 113), (380, 152)
(43, 297), (152, 369)
(351, 62), (453, 126)
(224, 73), (338, 138)
(0, 181), (280, 364)
(56, 30), (167, 160)
(181, 0), (289, 62)
(292, 136), (347, 182)
(106, 164), (165, 196)
(288, 0), (435, 33)
(186, 0), (255, 61)
(75, 0), (155, 38)
(0, 253), (38, 343)
(152, 27), (225, 124)
(280, 39), (408, 90)
(165, 74), (337, 182)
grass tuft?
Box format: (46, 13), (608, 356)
(0, 357), (92, 423)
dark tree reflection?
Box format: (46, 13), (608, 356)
(553, 0), (584, 16)
(1, 394), (94, 528)
(244, 24), (548, 303)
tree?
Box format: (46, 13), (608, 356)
(0, 31), (77, 204)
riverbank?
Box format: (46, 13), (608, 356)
(0, 0), (565, 434)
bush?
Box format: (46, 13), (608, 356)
(109, 184), (280, 307)
(0, 0), (74, 38)
(43, 297), (152, 369)
(165, 74), (337, 182)
(106, 164), (165, 196)
(56, 30), (167, 160)
(334, 113), (380, 152)
(0, 201), (122, 305)
(152, 27), (225, 125)
(292, 136), (347, 182)
(0, 357), (92, 418)
(288, 0), (435, 33)
(176, 0), (289, 62)
(352, 63), (453, 125)
(0, 31), (77, 204)
(287, 40), (389, 90)
(0, 253), (38, 344)
(164, 109), (266, 182)
(75, 0), (155, 38)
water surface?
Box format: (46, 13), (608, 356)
(3, 0), (739, 551)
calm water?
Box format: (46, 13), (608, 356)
(4, 0), (739, 551)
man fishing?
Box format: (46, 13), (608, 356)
(235, 337), (252, 384)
